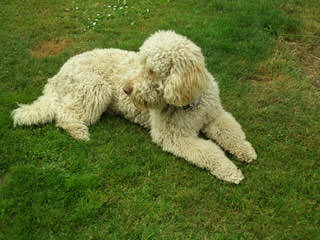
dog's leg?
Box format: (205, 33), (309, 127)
(55, 76), (112, 141)
(55, 109), (90, 141)
(202, 111), (257, 163)
(78, 81), (113, 126)
(161, 137), (244, 184)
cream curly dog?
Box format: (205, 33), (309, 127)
(12, 30), (257, 184)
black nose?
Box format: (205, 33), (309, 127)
(123, 85), (133, 95)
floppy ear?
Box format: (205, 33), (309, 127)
(164, 56), (208, 107)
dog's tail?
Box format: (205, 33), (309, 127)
(12, 95), (56, 127)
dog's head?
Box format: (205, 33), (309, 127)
(123, 30), (209, 109)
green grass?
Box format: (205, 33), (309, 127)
(1, 0), (319, 239)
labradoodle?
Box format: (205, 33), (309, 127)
(12, 30), (257, 184)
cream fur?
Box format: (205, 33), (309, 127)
(12, 30), (257, 184)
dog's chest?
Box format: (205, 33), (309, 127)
(149, 107), (206, 140)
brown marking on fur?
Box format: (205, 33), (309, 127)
(30, 39), (73, 58)
(148, 69), (155, 75)
(164, 62), (207, 107)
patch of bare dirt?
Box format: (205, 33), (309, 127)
(30, 39), (73, 58)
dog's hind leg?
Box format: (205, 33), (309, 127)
(78, 81), (113, 126)
(56, 78), (112, 141)
(56, 110), (90, 141)
(202, 111), (257, 163)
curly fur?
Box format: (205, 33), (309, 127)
(12, 30), (257, 184)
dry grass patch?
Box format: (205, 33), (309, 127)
(279, 2), (320, 89)
(290, 41), (320, 89)
(253, 48), (289, 82)
(31, 39), (73, 58)
(254, 40), (320, 90)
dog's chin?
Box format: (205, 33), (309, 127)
(132, 98), (165, 111)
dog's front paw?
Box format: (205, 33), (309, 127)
(210, 160), (244, 184)
(234, 140), (257, 163)
(213, 167), (244, 184)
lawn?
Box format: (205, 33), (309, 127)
(0, 0), (319, 239)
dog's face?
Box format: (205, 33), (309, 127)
(123, 30), (209, 109)
(123, 60), (167, 109)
